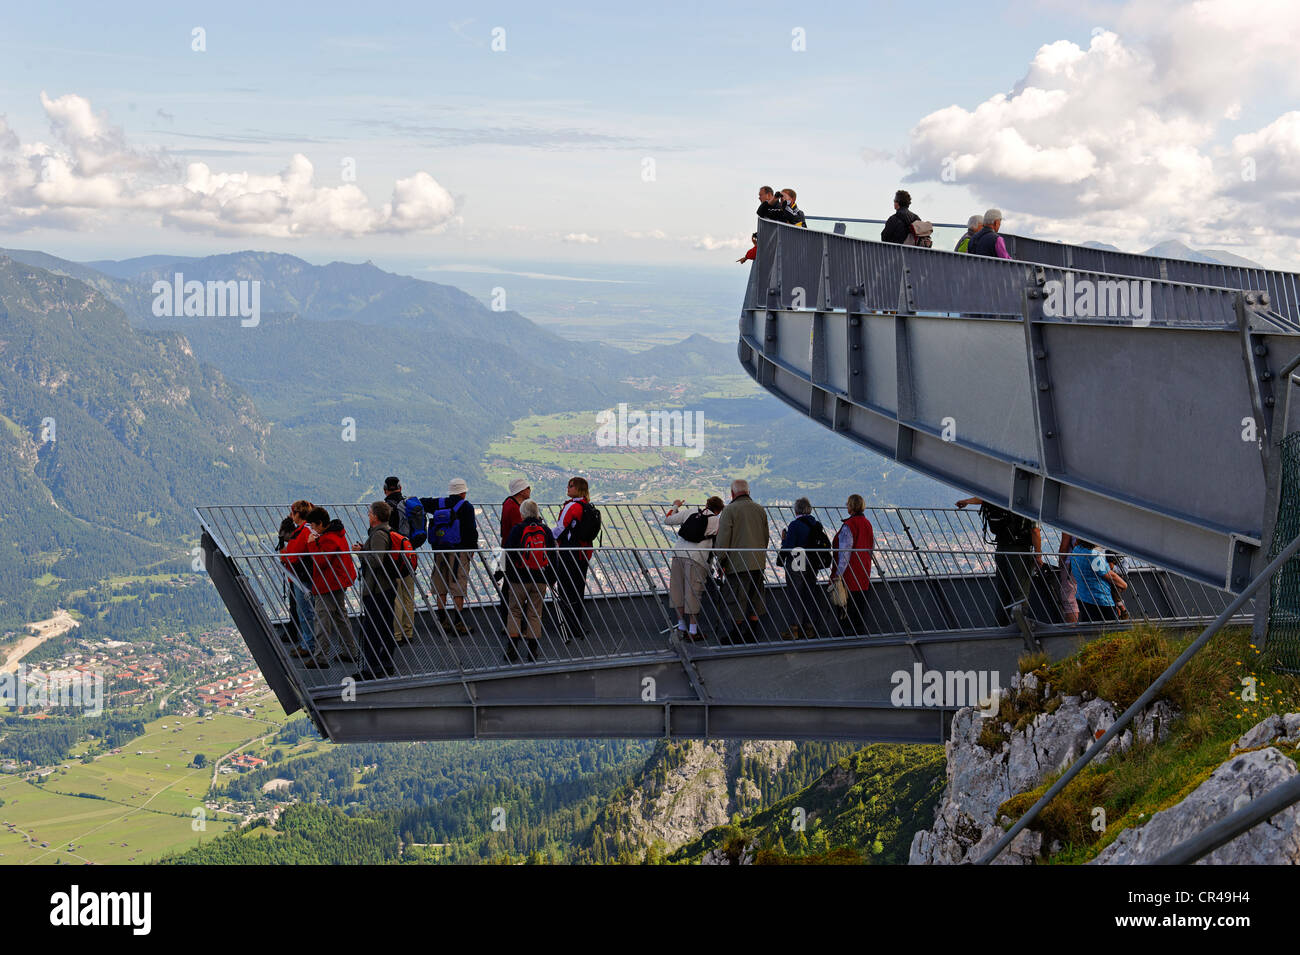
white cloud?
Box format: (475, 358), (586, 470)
(561, 232), (599, 244)
(897, 4), (1300, 253)
(692, 234), (745, 251)
(0, 92), (458, 237)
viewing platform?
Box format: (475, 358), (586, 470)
(201, 220), (1300, 743)
(199, 502), (1247, 743)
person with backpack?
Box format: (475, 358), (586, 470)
(277, 500), (317, 658)
(353, 500), (402, 681)
(715, 479), (770, 645)
(498, 478), (532, 631)
(420, 478), (479, 636)
(881, 189), (923, 245)
(777, 497), (832, 640)
(304, 506), (359, 668)
(664, 496), (723, 642)
(552, 476), (600, 642)
(969, 208), (1011, 258)
(830, 494), (876, 636)
(383, 476), (424, 645)
(502, 499), (557, 662)
(957, 496), (1043, 626)
(955, 214), (984, 252)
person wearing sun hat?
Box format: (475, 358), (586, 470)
(420, 478), (479, 635)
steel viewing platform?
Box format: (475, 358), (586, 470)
(201, 220), (1300, 743)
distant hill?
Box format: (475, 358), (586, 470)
(0, 255), (303, 624)
(1140, 239), (1265, 268)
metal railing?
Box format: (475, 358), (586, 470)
(798, 214), (1300, 324)
(198, 503), (1250, 696)
(750, 217), (1256, 328)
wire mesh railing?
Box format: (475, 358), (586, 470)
(198, 503), (1250, 695)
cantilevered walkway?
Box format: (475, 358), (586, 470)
(201, 220), (1300, 743)
(200, 502), (1247, 743)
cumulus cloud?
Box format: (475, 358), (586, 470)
(561, 232), (599, 244)
(897, 1), (1300, 255)
(0, 92), (457, 237)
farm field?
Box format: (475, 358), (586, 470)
(0, 697), (290, 865)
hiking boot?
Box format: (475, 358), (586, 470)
(454, 616), (474, 636)
(525, 640), (539, 662)
(303, 656), (330, 669)
(503, 640), (520, 663)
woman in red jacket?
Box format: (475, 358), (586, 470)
(305, 507), (359, 667)
(831, 494), (875, 636)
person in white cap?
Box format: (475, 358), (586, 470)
(420, 478), (479, 635)
(497, 478), (533, 633)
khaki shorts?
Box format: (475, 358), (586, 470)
(433, 551), (471, 599)
(669, 556), (709, 615)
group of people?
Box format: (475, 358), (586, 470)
(275, 471), (1129, 682)
(882, 190), (1009, 257)
(276, 474), (600, 681)
(738, 186), (1012, 261)
(954, 496), (1129, 626)
(663, 481), (876, 645)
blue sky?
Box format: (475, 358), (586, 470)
(2, 0), (1299, 270)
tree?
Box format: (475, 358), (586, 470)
(192, 753), (207, 769)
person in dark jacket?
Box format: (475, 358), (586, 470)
(881, 190), (919, 244)
(756, 185), (792, 222)
(420, 478), (480, 636)
(502, 499), (557, 662)
(552, 476), (596, 642)
(277, 500), (316, 656)
(353, 500), (400, 681)
(957, 495), (1042, 626)
(778, 498), (828, 639)
(969, 208), (1011, 258)
(382, 476), (416, 646)
(780, 189), (806, 227)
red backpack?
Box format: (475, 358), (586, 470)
(517, 523), (550, 571)
(389, 531), (417, 575)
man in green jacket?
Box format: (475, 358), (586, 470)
(716, 479), (770, 644)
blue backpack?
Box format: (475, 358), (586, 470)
(429, 497), (466, 549)
(402, 497), (427, 548)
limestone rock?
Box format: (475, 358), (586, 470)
(1092, 747), (1300, 864)
(910, 671), (1176, 866)
(1231, 713), (1300, 754)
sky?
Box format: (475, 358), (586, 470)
(2, 0), (1300, 272)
